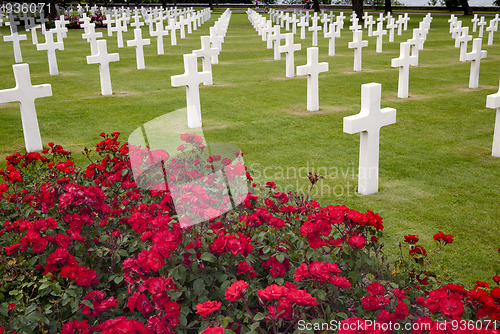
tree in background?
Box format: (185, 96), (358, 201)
(352, 0), (363, 20)
(313, 0), (320, 11)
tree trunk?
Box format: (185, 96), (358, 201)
(384, 0), (392, 13)
(209, 0), (213, 10)
(313, 0), (320, 12)
(460, 0), (472, 15)
(161, 0), (167, 9)
(352, 0), (363, 21)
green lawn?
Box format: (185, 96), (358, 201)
(0, 11), (498, 287)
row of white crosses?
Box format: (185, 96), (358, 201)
(266, 13), (397, 194)
(448, 15), (489, 89)
(452, 13), (499, 45)
(171, 9), (231, 129)
(83, 8), (212, 95)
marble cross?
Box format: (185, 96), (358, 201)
(298, 16), (309, 40)
(209, 26), (224, 64)
(343, 83), (396, 195)
(396, 15), (404, 36)
(103, 14), (114, 37)
(127, 28), (150, 70)
(193, 35), (219, 74)
(82, 23), (103, 55)
(324, 22), (340, 56)
(486, 19), (497, 46)
(486, 78), (500, 157)
(36, 31), (64, 75)
(167, 18), (178, 46)
(269, 25), (285, 60)
(279, 33), (301, 78)
(456, 27), (472, 62)
(171, 53), (212, 128)
(348, 30), (368, 72)
(464, 38), (487, 89)
(86, 40), (120, 95)
(478, 16), (486, 38)
(471, 14), (479, 33)
(296, 47), (328, 111)
(0, 64), (52, 152)
(387, 17), (397, 42)
(373, 21), (387, 53)
(3, 31), (27, 63)
(308, 16), (322, 47)
(111, 18), (127, 48)
(391, 42), (417, 98)
(150, 20), (168, 55)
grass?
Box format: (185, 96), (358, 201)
(0, 11), (499, 287)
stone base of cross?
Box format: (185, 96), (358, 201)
(343, 83), (396, 195)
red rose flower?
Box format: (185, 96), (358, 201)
(395, 299), (409, 320)
(257, 284), (287, 301)
(287, 289), (317, 306)
(202, 327), (225, 334)
(329, 276), (351, 289)
(493, 275), (500, 284)
(404, 235), (419, 244)
(361, 295), (390, 311)
(225, 280), (249, 302)
(348, 234), (365, 249)
(195, 300), (221, 317)
(433, 231), (453, 244)
(5, 243), (20, 255)
(409, 245), (427, 258)
(366, 282), (385, 296)
(294, 263), (310, 282)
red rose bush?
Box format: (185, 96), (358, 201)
(0, 133), (498, 333)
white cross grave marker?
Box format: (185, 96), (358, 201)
(193, 35), (219, 75)
(167, 18), (179, 46)
(343, 83), (396, 195)
(387, 17), (397, 42)
(464, 38), (487, 89)
(209, 26), (224, 64)
(269, 25), (285, 60)
(391, 42), (417, 98)
(486, 78), (500, 157)
(396, 15), (404, 36)
(171, 53), (212, 128)
(298, 16), (309, 40)
(457, 27), (472, 62)
(104, 14), (115, 36)
(82, 23), (103, 55)
(324, 22), (340, 56)
(127, 28), (150, 70)
(373, 21), (387, 53)
(348, 30), (368, 72)
(86, 40), (120, 96)
(296, 47), (329, 111)
(471, 14), (479, 33)
(279, 33), (301, 78)
(3, 31), (27, 63)
(151, 20), (168, 55)
(0, 64), (52, 152)
(36, 31), (64, 76)
(308, 16), (322, 46)
(478, 16), (486, 38)
(486, 19), (497, 46)
(112, 18), (126, 48)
